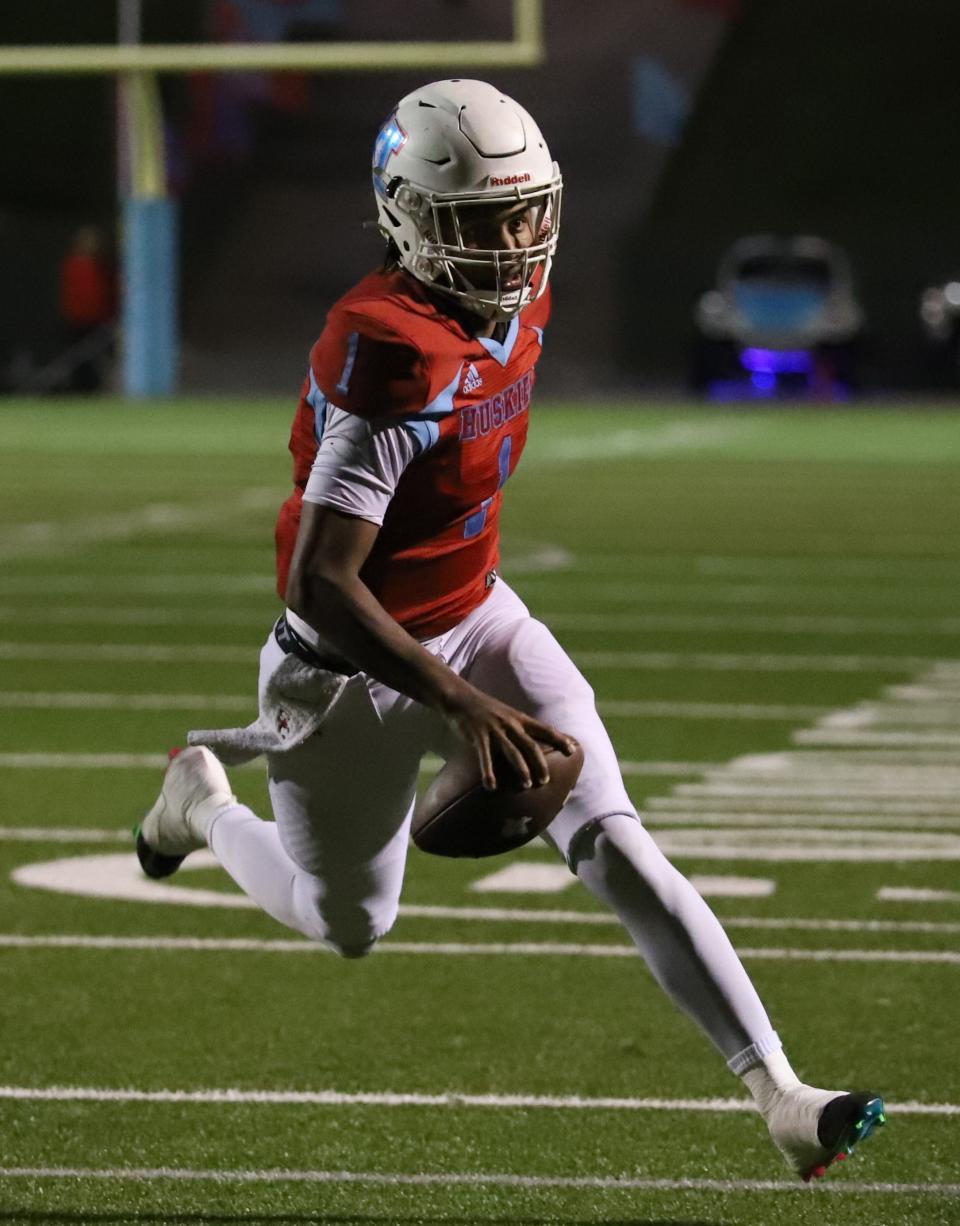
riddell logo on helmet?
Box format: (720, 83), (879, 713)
(489, 173), (532, 186)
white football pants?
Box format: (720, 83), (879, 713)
(208, 578), (779, 1064)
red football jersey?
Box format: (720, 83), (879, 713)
(276, 268), (550, 640)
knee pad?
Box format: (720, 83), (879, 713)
(567, 811), (643, 874)
(571, 812), (688, 913)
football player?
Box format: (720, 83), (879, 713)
(136, 80), (884, 1181)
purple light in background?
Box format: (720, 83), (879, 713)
(750, 371), (776, 393)
(741, 347), (814, 375)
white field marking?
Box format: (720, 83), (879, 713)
(681, 875), (775, 898)
(0, 752), (711, 777)
(650, 798), (960, 818)
(574, 650), (934, 672)
(518, 578), (960, 610)
(0, 607), (272, 627)
(1, 933), (958, 964)
(598, 700), (831, 721)
(0, 690), (252, 712)
(696, 555), (960, 581)
(878, 888), (960, 904)
(0, 752), (171, 770)
(0, 1166), (954, 1196)
(7, 856), (766, 910)
(0, 640), (937, 673)
(0, 546), (570, 595)
(0, 641), (252, 663)
(13, 853), (958, 932)
(0, 574), (275, 595)
(0, 689), (825, 721)
(822, 705), (960, 728)
(11, 852), (257, 910)
(644, 811), (960, 830)
(0, 827), (132, 844)
(530, 420), (743, 463)
(501, 543), (575, 573)
(0, 1084), (954, 1118)
(470, 863), (573, 894)
(673, 782), (960, 799)
(730, 749), (960, 768)
(468, 864), (774, 899)
(649, 830), (960, 861)
(544, 611), (960, 635)
(795, 729), (960, 748)
(666, 779), (960, 799)
(616, 761), (716, 776)
(725, 752), (960, 775)
(0, 488), (279, 563)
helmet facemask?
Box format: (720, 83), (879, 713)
(378, 175), (562, 321)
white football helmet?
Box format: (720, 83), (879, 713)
(372, 79), (562, 320)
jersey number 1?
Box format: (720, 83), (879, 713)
(464, 435), (512, 539)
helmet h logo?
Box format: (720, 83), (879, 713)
(373, 113), (408, 195)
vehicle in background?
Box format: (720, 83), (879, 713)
(919, 278), (960, 384)
(692, 234), (865, 399)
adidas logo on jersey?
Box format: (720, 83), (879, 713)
(463, 364), (483, 394)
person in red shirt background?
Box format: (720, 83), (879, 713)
(58, 224), (115, 392)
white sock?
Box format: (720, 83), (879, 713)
(207, 804), (327, 942)
(739, 1047), (802, 1115)
(574, 813), (783, 1062)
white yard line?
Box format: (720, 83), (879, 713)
(1, 933), (957, 963)
(575, 651), (935, 672)
(877, 887), (960, 904)
(0, 1165), (951, 1196)
(544, 612), (960, 635)
(0, 752), (172, 769)
(0, 608), (272, 627)
(0, 690), (827, 721)
(0, 489), (278, 563)
(0, 752), (711, 775)
(672, 783), (960, 800)
(0, 1084), (953, 1117)
(644, 811), (960, 829)
(0, 642), (253, 663)
(0, 574), (275, 595)
(0, 691), (251, 712)
(695, 556), (960, 581)
(0, 827), (133, 844)
(518, 578), (960, 609)
(598, 700), (831, 721)
(3, 846), (958, 932)
(0, 640), (940, 672)
(795, 730), (960, 748)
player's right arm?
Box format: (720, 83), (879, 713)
(286, 501), (573, 791)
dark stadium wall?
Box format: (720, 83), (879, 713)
(622, 0), (960, 390)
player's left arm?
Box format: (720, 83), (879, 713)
(286, 502), (574, 790)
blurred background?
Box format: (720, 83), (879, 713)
(3, 0), (960, 402)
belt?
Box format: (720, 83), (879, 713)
(273, 615), (358, 677)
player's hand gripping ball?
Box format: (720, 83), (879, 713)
(412, 740), (584, 858)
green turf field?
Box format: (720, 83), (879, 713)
(1, 397), (958, 1225)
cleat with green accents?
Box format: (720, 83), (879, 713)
(764, 1085), (886, 1181)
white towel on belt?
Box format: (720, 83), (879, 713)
(188, 653), (349, 765)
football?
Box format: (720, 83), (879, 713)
(411, 740), (584, 858)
